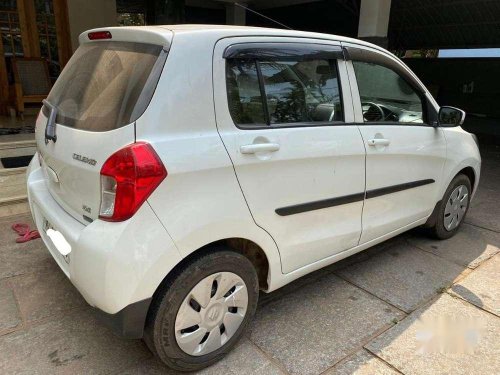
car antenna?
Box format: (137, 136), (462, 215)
(234, 2), (293, 30)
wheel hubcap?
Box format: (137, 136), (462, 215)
(444, 184), (469, 231)
(174, 272), (248, 356)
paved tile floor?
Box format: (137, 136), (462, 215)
(0, 145), (499, 375)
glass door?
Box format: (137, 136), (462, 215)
(35, 0), (59, 82)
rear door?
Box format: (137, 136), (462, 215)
(343, 44), (446, 243)
(36, 28), (169, 224)
(213, 37), (366, 274)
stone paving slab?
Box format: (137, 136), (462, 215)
(9, 269), (87, 323)
(466, 158), (500, 233)
(119, 339), (284, 375)
(365, 294), (500, 375)
(260, 237), (408, 307)
(0, 214), (57, 279)
(331, 236), (409, 271)
(0, 309), (151, 375)
(249, 274), (404, 375)
(466, 188), (500, 233)
(0, 280), (21, 334)
(324, 349), (399, 375)
(336, 242), (466, 313)
(261, 236), (408, 308)
(449, 255), (499, 316)
(407, 224), (500, 269)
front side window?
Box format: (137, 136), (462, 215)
(226, 57), (343, 127)
(352, 61), (424, 124)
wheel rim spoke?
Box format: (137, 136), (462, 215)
(175, 300), (201, 331)
(460, 193), (468, 203)
(447, 216), (455, 230)
(190, 274), (217, 309)
(225, 285), (248, 308)
(444, 203), (453, 216)
(214, 273), (238, 300)
(199, 327), (222, 355)
(177, 327), (207, 354)
(223, 311), (245, 337)
(444, 214), (453, 229)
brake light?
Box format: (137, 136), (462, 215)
(99, 142), (167, 222)
(88, 31), (112, 40)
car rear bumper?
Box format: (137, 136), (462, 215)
(93, 298), (153, 339)
(27, 154), (183, 336)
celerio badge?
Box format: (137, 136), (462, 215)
(73, 153), (97, 166)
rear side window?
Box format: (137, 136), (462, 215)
(44, 41), (165, 131)
(227, 60), (266, 125)
(226, 57), (343, 127)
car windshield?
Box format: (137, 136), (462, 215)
(44, 41), (164, 132)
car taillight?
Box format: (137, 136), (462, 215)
(99, 142), (167, 222)
(88, 31), (112, 40)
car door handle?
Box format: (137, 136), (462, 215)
(240, 143), (280, 154)
(367, 138), (390, 146)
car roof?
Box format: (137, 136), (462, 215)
(81, 24), (390, 57)
(154, 24), (388, 54)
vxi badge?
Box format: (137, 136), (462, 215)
(73, 153), (97, 166)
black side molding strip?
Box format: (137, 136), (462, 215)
(275, 179), (435, 216)
(275, 192), (365, 216)
(365, 179), (435, 199)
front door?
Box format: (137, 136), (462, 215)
(345, 44), (447, 244)
(213, 37), (366, 274)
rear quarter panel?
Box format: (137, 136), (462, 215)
(136, 31), (282, 284)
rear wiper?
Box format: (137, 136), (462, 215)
(42, 99), (57, 144)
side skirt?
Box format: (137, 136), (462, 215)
(265, 216), (429, 292)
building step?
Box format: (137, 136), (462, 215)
(0, 166), (29, 217)
(0, 139), (37, 159)
(1, 135), (36, 217)
(0, 184), (27, 204)
(0, 132), (35, 145)
(0, 196), (29, 218)
(0, 195), (27, 206)
(0, 139), (36, 149)
(0, 166), (27, 184)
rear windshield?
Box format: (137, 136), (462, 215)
(44, 41), (165, 131)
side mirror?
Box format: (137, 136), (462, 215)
(438, 106), (466, 127)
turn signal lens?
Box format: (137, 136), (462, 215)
(99, 142), (167, 222)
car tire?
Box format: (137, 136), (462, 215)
(143, 248), (259, 372)
(430, 174), (472, 240)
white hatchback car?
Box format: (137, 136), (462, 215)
(27, 25), (480, 371)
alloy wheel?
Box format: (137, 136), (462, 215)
(174, 272), (248, 356)
(444, 184), (469, 231)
